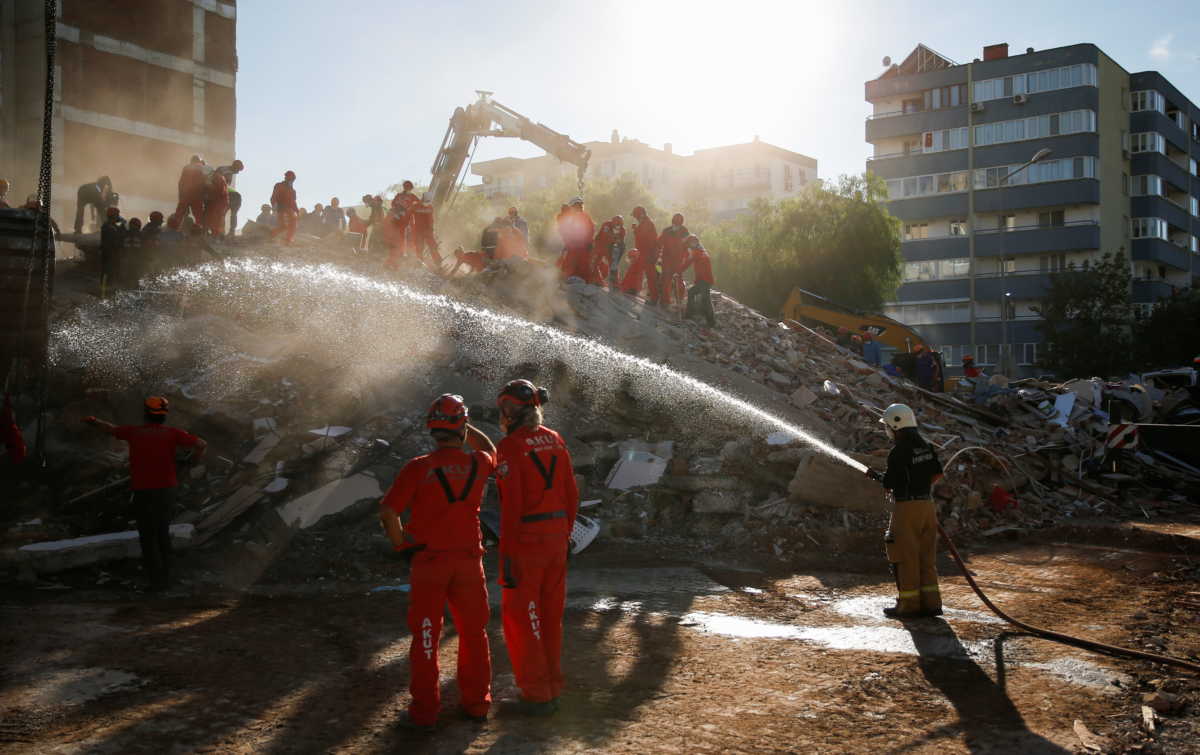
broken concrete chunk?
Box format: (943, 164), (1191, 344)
(787, 449), (879, 512)
(277, 473), (383, 529)
(661, 475), (741, 492)
(19, 525), (195, 575)
(821, 380), (840, 397)
(789, 386), (817, 408)
(243, 433), (280, 465)
(308, 426), (353, 438)
(767, 371), (791, 388)
(605, 440), (673, 490)
(692, 491), (746, 514)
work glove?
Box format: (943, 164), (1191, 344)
(864, 468), (883, 483)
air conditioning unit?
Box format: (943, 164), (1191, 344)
(970, 102), (985, 113)
(1013, 94), (1028, 105)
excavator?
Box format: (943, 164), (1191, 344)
(428, 91), (591, 208)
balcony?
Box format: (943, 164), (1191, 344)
(885, 192), (969, 221)
(1130, 111), (1189, 153)
(868, 150), (967, 180)
(866, 107), (967, 142)
(864, 67), (966, 103)
(1131, 196), (1192, 234)
(901, 234), (968, 262)
(1131, 152), (1192, 193)
(1132, 279), (1181, 302)
(974, 270), (1053, 299)
(974, 220), (1100, 257)
(973, 179), (1100, 213)
(1131, 237), (1193, 271)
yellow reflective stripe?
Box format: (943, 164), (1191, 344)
(897, 589), (920, 598)
(920, 585), (940, 593)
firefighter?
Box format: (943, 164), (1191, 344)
(557, 197), (594, 281)
(865, 404), (944, 619)
(410, 192), (442, 267)
(679, 235), (715, 327)
(657, 213), (690, 307)
(495, 379), (578, 715)
(82, 397), (207, 590)
(269, 170), (299, 245)
(620, 206), (659, 301)
(379, 394), (495, 728)
(205, 169), (230, 237)
(75, 175), (116, 234)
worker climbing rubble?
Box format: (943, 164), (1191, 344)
(606, 215), (627, 288)
(679, 234), (716, 327)
(591, 219), (616, 285)
(409, 192), (442, 267)
(866, 403), (944, 619)
(557, 197), (595, 282)
(657, 213), (690, 308)
(269, 170), (299, 245)
(448, 246), (489, 276)
(168, 157), (206, 231)
(81, 398), (207, 591)
(210, 159), (244, 237)
(378, 394), (495, 729)
(620, 205), (659, 301)
(495, 379), (578, 716)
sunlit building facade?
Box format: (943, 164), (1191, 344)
(866, 43), (1200, 376)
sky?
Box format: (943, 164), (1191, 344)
(234, 0), (1200, 210)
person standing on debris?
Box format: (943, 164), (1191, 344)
(591, 220), (615, 285)
(620, 206), (659, 301)
(212, 160), (244, 237)
(269, 170), (299, 245)
(679, 234), (716, 327)
(607, 215), (627, 288)
(557, 197), (595, 282)
(914, 344), (936, 391)
(480, 217), (504, 261)
(657, 213), (690, 308)
(99, 206), (126, 296)
(410, 192), (443, 267)
(142, 211), (165, 248)
(204, 168), (231, 237)
(495, 379), (578, 716)
(379, 394), (495, 728)
(74, 175), (116, 234)
(122, 217), (143, 287)
(82, 397), (207, 590)
(962, 354), (981, 379)
(255, 204), (275, 227)
(508, 207), (528, 240)
(865, 403), (944, 618)
(861, 332), (882, 367)
(168, 157), (206, 231)
(323, 197), (346, 235)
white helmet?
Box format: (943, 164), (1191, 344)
(880, 403), (917, 432)
(569, 196), (584, 206)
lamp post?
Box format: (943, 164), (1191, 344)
(998, 147), (1052, 376)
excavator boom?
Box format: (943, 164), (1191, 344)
(428, 91), (591, 208)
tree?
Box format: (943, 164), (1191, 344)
(1132, 288), (1200, 371)
(703, 173), (902, 314)
(1033, 251), (1133, 378)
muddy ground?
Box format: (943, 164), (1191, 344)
(2, 519), (1198, 754)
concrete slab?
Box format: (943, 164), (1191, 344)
(19, 525), (195, 574)
(276, 473), (383, 529)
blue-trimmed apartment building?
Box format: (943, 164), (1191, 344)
(866, 43), (1200, 377)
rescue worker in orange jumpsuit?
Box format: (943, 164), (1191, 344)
(168, 157), (206, 231)
(557, 197), (595, 282)
(495, 217), (528, 261)
(495, 379), (578, 716)
(410, 192), (443, 268)
(269, 170), (298, 244)
(204, 170), (230, 237)
(607, 215), (627, 288)
(448, 247), (488, 276)
(865, 403), (945, 619)
(620, 206), (659, 301)
(591, 220), (615, 285)
(962, 354), (982, 379)
(211, 160), (244, 237)
(657, 213), (690, 308)
(379, 394), (495, 729)
(679, 234), (716, 327)
(385, 182), (420, 269)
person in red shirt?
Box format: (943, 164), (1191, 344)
(204, 170), (229, 237)
(269, 171), (299, 245)
(494, 379), (578, 716)
(591, 221), (614, 285)
(606, 215), (627, 288)
(657, 213), (690, 308)
(679, 234), (716, 327)
(556, 197), (595, 281)
(410, 192), (443, 268)
(620, 206), (660, 302)
(82, 397), (206, 589)
(962, 354), (982, 379)
(379, 394), (496, 729)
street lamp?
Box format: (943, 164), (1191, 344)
(998, 147), (1052, 376)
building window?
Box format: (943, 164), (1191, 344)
(1018, 343), (1038, 366)
(923, 127), (969, 153)
(1192, 235), (1199, 253)
(997, 214), (1016, 231)
(973, 109), (1096, 147)
(1130, 217), (1169, 240)
(1038, 210), (1065, 227)
(973, 157), (1098, 189)
(1130, 90), (1166, 113)
(1130, 132), (1166, 154)
(1191, 158), (1198, 177)
(886, 170), (970, 199)
(1040, 253), (1068, 272)
(973, 63), (1097, 102)
(1192, 197), (1199, 217)
(950, 220), (967, 236)
(783, 164), (794, 192)
(939, 258), (970, 278)
(1131, 175), (1163, 196)
(903, 223), (929, 240)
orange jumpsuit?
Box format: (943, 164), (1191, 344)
(495, 225), (528, 261)
(658, 223), (690, 307)
(591, 223), (614, 285)
(496, 424), (579, 703)
(381, 447), (495, 726)
(620, 216), (659, 300)
(557, 210), (595, 281)
(269, 181), (298, 244)
(169, 163), (206, 230)
(204, 172), (229, 236)
(410, 200), (442, 266)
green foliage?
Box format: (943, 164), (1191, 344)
(1132, 288), (1200, 371)
(704, 174), (903, 313)
(1033, 251), (1133, 378)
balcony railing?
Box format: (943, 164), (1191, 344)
(902, 219), (1097, 243)
(866, 105), (966, 121)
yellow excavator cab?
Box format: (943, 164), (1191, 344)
(781, 287), (930, 353)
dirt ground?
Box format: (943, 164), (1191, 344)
(2, 520), (1198, 754)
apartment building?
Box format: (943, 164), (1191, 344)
(865, 43), (1200, 377)
(1, 0), (237, 240)
(471, 131), (817, 220)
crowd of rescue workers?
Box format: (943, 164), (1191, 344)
(0, 156), (718, 327)
(4, 160), (947, 731)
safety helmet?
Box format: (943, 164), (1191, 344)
(402, 180), (414, 190)
(672, 213), (684, 226)
(189, 155), (202, 164)
(128, 218), (142, 229)
(498, 379), (549, 408)
(0, 178), (8, 194)
(149, 211), (164, 222)
(863, 332), (873, 341)
(684, 234), (700, 248)
(837, 326), (849, 335)
(284, 170), (296, 181)
(144, 396), (170, 415)
(612, 215), (623, 224)
(880, 403), (917, 432)
(962, 354), (975, 363)
(569, 196), (584, 206)
(106, 206), (121, 218)
(231, 159), (245, 172)
(426, 393), (468, 433)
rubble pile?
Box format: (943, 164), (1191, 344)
(3, 233), (1198, 585)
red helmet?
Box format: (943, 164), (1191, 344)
(284, 170), (296, 181)
(963, 354), (975, 362)
(231, 159), (245, 171)
(144, 396), (169, 415)
(671, 213), (684, 226)
(426, 393), (468, 433)
(498, 379), (548, 408)
(106, 206), (121, 218)
(632, 206), (646, 218)
(149, 210), (164, 222)
(863, 332), (873, 341)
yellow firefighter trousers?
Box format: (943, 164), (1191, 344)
(884, 499), (941, 614)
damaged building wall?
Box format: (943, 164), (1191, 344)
(0, 0), (237, 246)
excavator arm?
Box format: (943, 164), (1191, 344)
(428, 91), (591, 208)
